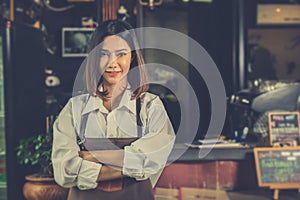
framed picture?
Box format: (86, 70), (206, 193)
(61, 27), (95, 57)
(268, 111), (300, 146)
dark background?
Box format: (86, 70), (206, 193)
(1, 0), (300, 199)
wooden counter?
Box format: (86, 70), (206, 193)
(156, 144), (258, 190)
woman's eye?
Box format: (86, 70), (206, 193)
(117, 52), (127, 57)
(100, 51), (109, 57)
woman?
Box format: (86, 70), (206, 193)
(51, 20), (175, 200)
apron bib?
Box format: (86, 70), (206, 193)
(68, 98), (154, 200)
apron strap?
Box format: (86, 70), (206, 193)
(76, 113), (88, 151)
(136, 97), (142, 138)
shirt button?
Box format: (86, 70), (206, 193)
(109, 134), (113, 137)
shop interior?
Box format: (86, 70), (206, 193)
(0, 0), (300, 199)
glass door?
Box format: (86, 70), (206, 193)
(0, 27), (7, 200)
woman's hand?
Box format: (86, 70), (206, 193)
(97, 165), (123, 181)
(79, 151), (99, 162)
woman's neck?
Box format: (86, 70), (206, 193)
(102, 84), (116, 99)
(102, 80), (127, 100)
(101, 83), (126, 112)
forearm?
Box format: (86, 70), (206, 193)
(97, 165), (124, 181)
(79, 150), (125, 181)
(79, 150), (125, 167)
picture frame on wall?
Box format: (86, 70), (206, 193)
(61, 27), (95, 57)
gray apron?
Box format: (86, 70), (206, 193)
(67, 98), (154, 200)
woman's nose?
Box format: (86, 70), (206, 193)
(108, 61), (118, 69)
(108, 56), (118, 68)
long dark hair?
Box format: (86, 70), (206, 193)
(85, 20), (148, 99)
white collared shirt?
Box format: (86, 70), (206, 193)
(51, 89), (175, 190)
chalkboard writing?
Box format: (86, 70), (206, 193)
(268, 112), (300, 145)
(254, 147), (300, 187)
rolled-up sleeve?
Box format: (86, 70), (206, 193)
(122, 95), (175, 186)
(51, 100), (102, 190)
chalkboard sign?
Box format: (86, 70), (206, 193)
(254, 147), (300, 188)
(268, 112), (300, 145)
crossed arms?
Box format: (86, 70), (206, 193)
(79, 150), (125, 181)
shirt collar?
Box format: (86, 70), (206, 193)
(81, 95), (102, 115)
(119, 88), (136, 114)
(81, 85), (136, 115)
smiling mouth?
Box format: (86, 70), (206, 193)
(105, 71), (122, 77)
(105, 71), (122, 73)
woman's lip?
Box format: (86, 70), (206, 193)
(105, 71), (121, 77)
(105, 71), (122, 73)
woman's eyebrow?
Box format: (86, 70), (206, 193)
(100, 49), (109, 53)
(115, 48), (130, 52)
(100, 48), (130, 53)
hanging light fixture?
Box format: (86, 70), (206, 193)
(138, 0), (163, 10)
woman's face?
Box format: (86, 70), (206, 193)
(99, 35), (132, 86)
